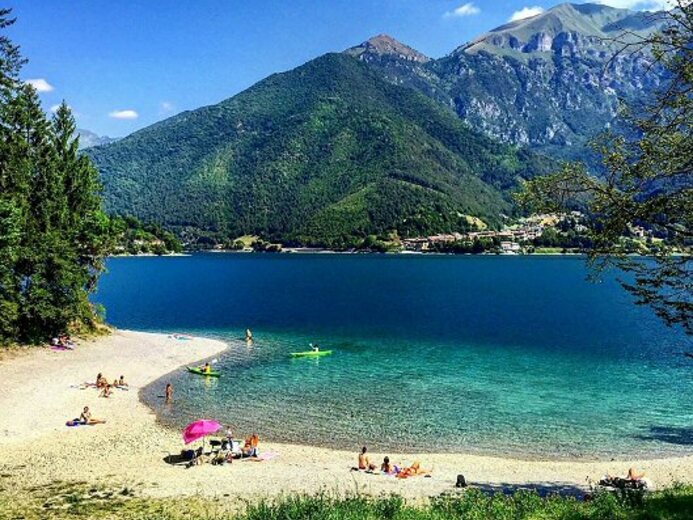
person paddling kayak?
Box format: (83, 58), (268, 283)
(199, 362), (212, 374)
(310, 343), (319, 352)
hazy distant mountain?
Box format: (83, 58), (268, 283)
(77, 129), (119, 150)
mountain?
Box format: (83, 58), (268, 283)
(89, 2), (667, 245)
(77, 129), (119, 150)
(88, 54), (551, 247)
(348, 3), (666, 159)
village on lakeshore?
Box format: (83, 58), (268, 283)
(208, 211), (665, 256)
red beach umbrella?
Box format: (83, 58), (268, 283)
(182, 419), (221, 444)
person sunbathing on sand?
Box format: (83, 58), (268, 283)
(99, 384), (112, 398)
(358, 446), (377, 471)
(396, 461), (432, 479)
(627, 467), (646, 481)
(80, 406), (106, 425)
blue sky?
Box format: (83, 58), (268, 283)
(10, 0), (668, 137)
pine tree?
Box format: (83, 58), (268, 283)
(0, 10), (30, 342)
(0, 10), (111, 344)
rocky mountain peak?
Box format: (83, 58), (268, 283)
(460, 2), (664, 58)
(345, 34), (430, 63)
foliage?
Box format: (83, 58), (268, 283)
(0, 12), (111, 344)
(1, 482), (692, 520)
(108, 215), (182, 255)
(88, 54), (552, 248)
(518, 2), (692, 334)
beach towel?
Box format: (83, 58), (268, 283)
(246, 451), (278, 462)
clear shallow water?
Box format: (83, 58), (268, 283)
(95, 254), (693, 459)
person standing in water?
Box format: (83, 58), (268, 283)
(165, 383), (174, 402)
(245, 329), (253, 342)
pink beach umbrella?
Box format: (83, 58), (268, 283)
(183, 419), (222, 445)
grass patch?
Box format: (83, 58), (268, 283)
(0, 483), (691, 520)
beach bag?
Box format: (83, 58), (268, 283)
(456, 474), (467, 488)
(181, 449), (195, 461)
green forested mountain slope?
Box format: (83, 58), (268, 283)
(89, 54), (550, 247)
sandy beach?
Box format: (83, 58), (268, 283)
(0, 330), (691, 504)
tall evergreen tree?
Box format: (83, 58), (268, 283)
(0, 10), (29, 342)
(0, 10), (110, 344)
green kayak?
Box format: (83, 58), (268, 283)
(289, 350), (333, 358)
(187, 366), (221, 377)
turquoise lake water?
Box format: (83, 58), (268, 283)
(95, 254), (693, 459)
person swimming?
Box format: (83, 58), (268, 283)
(358, 446), (377, 471)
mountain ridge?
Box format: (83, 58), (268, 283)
(89, 53), (552, 246)
(89, 2), (667, 245)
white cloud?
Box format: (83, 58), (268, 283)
(444, 3), (481, 18)
(108, 109), (139, 120)
(509, 6), (545, 22)
(50, 104), (61, 113)
(25, 78), (54, 92)
(159, 101), (175, 115)
(595, 0), (672, 10)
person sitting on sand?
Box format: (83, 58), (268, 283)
(358, 446), (377, 471)
(80, 406), (106, 425)
(396, 461), (431, 479)
(99, 383), (112, 398)
(117, 375), (128, 388)
(165, 383), (174, 402)
(381, 456), (398, 475)
(59, 334), (75, 348)
(243, 433), (260, 457)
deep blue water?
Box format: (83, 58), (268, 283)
(95, 254), (693, 458)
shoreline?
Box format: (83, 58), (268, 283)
(143, 368), (689, 464)
(1, 330), (691, 501)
